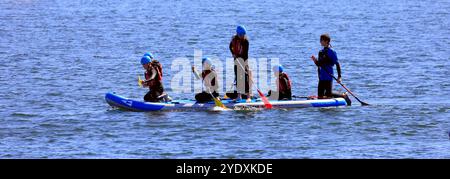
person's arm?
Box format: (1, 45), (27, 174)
(336, 62), (342, 83)
(317, 67), (320, 79)
(191, 66), (201, 80)
(229, 37), (235, 58)
(310, 54), (321, 79)
(229, 39), (233, 54)
(242, 39), (249, 60)
(311, 55), (319, 66)
(142, 72), (149, 87)
(149, 68), (157, 80)
(281, 77), (289, 91)
(330, 50), (341, 83)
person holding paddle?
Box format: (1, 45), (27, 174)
(311, 34), (342, 99)
(191, 57), (220, 103)
(229, 25), (252, 102)
(140, 52), (171, 102)
(310, 34), (369, 106)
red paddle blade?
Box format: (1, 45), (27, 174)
(257, 90), (272, 109)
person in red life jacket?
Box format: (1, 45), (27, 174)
(140, 52), (171, 102)
(229, 25), (253, 102)
(267, 65), (292, 100)
(191, 57), (220, 103)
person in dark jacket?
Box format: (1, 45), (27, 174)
(311, 34), (351, 105)
(229, 25), (252, 102)
(311, 34), (342, 99)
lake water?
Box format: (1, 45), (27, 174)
(0, 0), (449, 158)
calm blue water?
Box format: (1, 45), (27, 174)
(0, 0), (449, 158)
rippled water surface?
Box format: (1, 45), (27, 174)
(0, 0), (449, 158)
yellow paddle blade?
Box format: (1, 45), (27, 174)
(138, 76), (143, 87)
(223, 94), (229, 99)
(213, 97), (227, 109)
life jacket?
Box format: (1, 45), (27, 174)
(278, 72), (292, 93)
(145, 60), (163, 90)
(201, 69), (216, 87)
(230, 36), (243, 56)
(145, 60), (162, 80)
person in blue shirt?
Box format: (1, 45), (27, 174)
(311, 34), (342, 99)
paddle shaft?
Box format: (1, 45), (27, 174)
(234, 59), (262, 93)
(319, 66), (369, 105)
(192, 68), (227, 108)
(291, 95), (309, 98)
(235, 58), (272, 109)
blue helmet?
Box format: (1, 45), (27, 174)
(202, 57), (211, 65)
(202, 57), (213, 70)
(236, 25), (247, 36)
(273, 65), (284, 73)
(143, 52), (154, 59)
(140, 56), (151, 65)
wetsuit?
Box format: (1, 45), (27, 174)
(317, 47), (340, 98)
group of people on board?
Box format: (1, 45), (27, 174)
(138, 25), (350, 105)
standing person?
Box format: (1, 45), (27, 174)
(229, 25), (252, 102)
(191, 57), (220, 103)
(311, 34), (351, 105)
(311, 34), (342, 99)
(140, 53), (170, 102)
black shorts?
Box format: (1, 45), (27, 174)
(144, 89), (163, 102)
(195, 91), (219, 103)
(318, 80), (332, 98)
(144, 84), (164, 102)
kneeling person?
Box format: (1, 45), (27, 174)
(140, 52), (171, 102)
(192, 57), (220, 103)
(267, 65), (292, 100)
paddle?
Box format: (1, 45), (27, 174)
(207, 88), (228, 109)
(235, 59), (273, 109)
(311, 58), (369, 106)
(192, 66), (228, 109)
(223, 79), (236, 99)
(291, 95), (309, 98)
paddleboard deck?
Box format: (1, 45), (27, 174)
(105, 92), (348, 111)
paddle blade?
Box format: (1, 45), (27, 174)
(223, 94), (229, 99)
(360, 101), (370, 106)
(257, 89), (272, 109)
(138, 76), (143, 87)
(213, 97), (227, 109)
